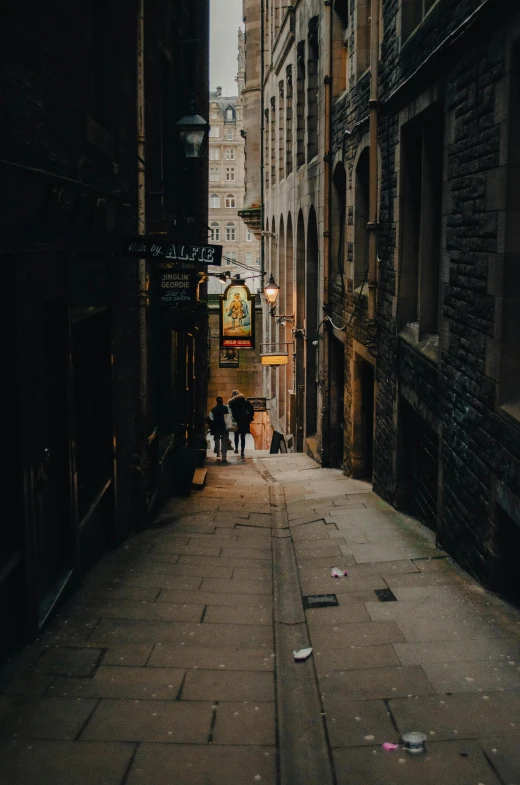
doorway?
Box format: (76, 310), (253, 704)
(352, 354), (374, 479)
(329, 336), (345, 467)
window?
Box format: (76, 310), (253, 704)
(209, 148), (220, 160)
(227, 129), (234, 140)
(401, 0), (436, 43)
(256, 256), (260, 266)
(296, 41), (305, 168)
(209, 167), (220, 182)
(246, 229), (253, 241)
(270, 96), (276, 183)
(210, 222), (221, 242)
(286, 64), (293, 176)
(246, 252), (253, 266)
(210, 193), (221, 209)
(226, 222), (236, 241)
(356, 0), (370, 76)
(225, 194), (236, 208)
(225, 149), (235, 160)
(307, 17), (319, 162)
(209, 126), (220, 138)
(279, 81), (285, 181)
(225, 250), (237, 265)
(226, 108), (234, 121)
(398, 102), (444, 337)
(225, 167), (235, 181)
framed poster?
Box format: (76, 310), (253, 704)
(219, 348), (239, 368)
(219, 282), (255, 349)
(247, 397), (267, 412)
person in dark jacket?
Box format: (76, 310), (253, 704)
(210, 396), (230, 462)
(228, 390), (254, 458)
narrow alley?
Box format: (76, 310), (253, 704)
(1, 453), (519, 785)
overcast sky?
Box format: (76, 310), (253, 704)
(210, 0), (243, 96)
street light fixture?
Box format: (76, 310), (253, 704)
(177, 99), (209, 159)
(263, 273), (294, 321)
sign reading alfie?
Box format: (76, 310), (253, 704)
(123, 237), (222, 266)
(156, 268), (197, 306)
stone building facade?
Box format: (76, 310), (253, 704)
(1, 0), (210, 663)
(241, 0), (520, 597)
(207, 32), (261, 298)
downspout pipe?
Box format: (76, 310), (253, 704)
(321, 0), (333, 466)
(367, 0), (380, 324)
(137, 0), (149, 509)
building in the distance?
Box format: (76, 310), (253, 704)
(207, 31), (261, 298)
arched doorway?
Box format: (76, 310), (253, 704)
(306, 206), (319, 438)
(295, 210), (305, 451)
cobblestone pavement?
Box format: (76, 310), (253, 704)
(1, 452), (520, 784)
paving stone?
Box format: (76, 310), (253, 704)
(0, 696), (98, 740)
(203, 605), (272, 625)
(295, 554), (357, 570)
(322, 698), (397, 747)
(320, 665), (434, 701)
(157, 589), (271, 607)
(212, 701), (276, 744)
(306, 604), (371, 625)
(91, 618), (273, 648)
(299, 574), (388, 594)
(348, 542), (436, 563)
(51, 666), (185, 700)
(36, 647), (104, 677)
(200, 578), (272, 595)
(479, 737), (520, 784)
(0, 740), (135, 785)
(147, 645), (274, 671)
(219, 546), (272, 560)
(5, 671), (55, 696)
(293, 523), (335, 540)
(179, 554), (272, 569)
(314, 644), (401, 673)
(293, 543), (344, 558)
(181, 669), (274, 702)
(150, 544), (223, 557)
(394, 612), (511, 643)
(393, 638), (520, 666)
(231, 567), (272, 581)
(112, 575), (203, 591)
(81, 698), (213, 742)
(74, 585), (160, 602)
(309, 621), (406, 649)
(389, 691), (520, 740)
(384, 571), (467, 588)
(102, 644), (153, 666)
(333, 740), (501, 785)
(142, 562), (233, 578)
(421, 659), (520, 693)
(72, 600), (204, 623)
(125, 743), (277, 785)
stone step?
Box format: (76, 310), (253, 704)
(192, 467), (207, 489)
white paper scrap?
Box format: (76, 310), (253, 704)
(331, 567), (348, 578)
(293, 647), (313, 662)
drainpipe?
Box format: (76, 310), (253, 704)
(367, 0), (380, 324)
(137, 0), (149, 507)
(321, 0), (333, 466)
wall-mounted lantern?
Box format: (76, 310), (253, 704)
(177, 99), (209, 159)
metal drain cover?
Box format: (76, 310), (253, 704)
(303, 594), (339, 609)
(375, 588), (397, 602)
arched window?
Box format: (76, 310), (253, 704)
(225, 222), (236, 241)
(225, 194), (236, 208)
(210, 222), (221, 242)
(210, 193), (221, 209)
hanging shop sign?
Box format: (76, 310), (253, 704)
(219, 348), (240, 368)
(247, 397), (267, 412)
(122, 236), (222, 266)
(155, 266), (197, 306)
(219, 282), (255, 349)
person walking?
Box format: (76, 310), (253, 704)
(209, 396), (230, 462)
(228, 389), (254, 458)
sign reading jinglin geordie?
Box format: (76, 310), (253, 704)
(156, 267), (197, 306)
(219, 282), (255, 350)
(123, 237), (222, 266)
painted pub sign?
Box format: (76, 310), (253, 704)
(219, 282), (255, 349)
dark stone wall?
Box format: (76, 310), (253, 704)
(331, 0), (520, 587)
